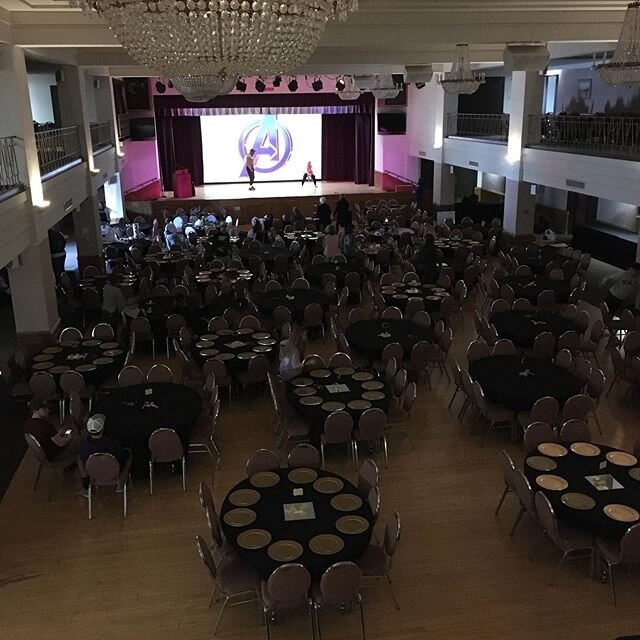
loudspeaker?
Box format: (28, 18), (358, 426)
(93, 79), (101, 89)
(503, 43), (550, 72)
(55, 69), (65, 83)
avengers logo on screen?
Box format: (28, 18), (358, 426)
(238, 115), (293, 176)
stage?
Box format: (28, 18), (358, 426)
(136, 181), (414, 224)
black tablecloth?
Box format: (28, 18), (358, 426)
(95, 383), (201, 477)
(525, 444), (640, 540)
(515, 255), (551, 275)
(433, 238), (481, 259)
(143, 296), (178, 338)
(220, 468), (373, 579)
(305, 263), (365, 288)
(345, 319), (432, 360)
(202, 293), (246, 320)
(255, 290), (329, 323)
(192, 329), (277, 374)
(380, 282), (446, 314)
(490, 310), (579, 349)
(498, 275), (570, 304)
(239, 246), (292, 265)
(286, 369), (390, 442)
(31, 339), (125, 387)
(468, 355), (582, 411)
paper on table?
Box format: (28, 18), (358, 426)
(283, 502), (316, 521)
(585, 474), (624, 491)
(226, 341), (247, 349)
(325, 384), (350, 394)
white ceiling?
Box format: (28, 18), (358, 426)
(0, 0), (629, 74)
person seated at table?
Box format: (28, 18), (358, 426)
(414, 234), (439, 284)
(102, 273), (126, 330)
(340, 224), (356, 260)
(247, 218), (264, 243)
(101, 223), (118, 245)
(24, 398), (80, 465)
(78, 414), (131, 497)
(292, 206), (305, 225)
(323, 225), (341, 260)
(604, 263), (640, 312)
(272, 234), (286, 249)
(279, 328), (306, 381)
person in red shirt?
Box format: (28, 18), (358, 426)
(301, 161), (317, 187)
(23, 398), (79, 463)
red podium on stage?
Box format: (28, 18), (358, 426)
(173, 168), (194, 198)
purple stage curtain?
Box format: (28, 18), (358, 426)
(156, 116), (203, 191)
(322, 115), (355, 182)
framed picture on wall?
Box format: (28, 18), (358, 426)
(578, 78), (592, 100)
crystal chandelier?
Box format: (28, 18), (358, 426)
(439, 44), (485, 95)
(72, 0), (359, 96)
(597, 1), (640, 87)
(171, 74), (237, 102)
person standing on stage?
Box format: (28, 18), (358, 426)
(301, 161), (317, 187)
(245, 148), (256, 191)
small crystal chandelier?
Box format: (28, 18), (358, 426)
(72, 0), (359, 99)
(439, 44), (485, 95)
(171, 74), (237, 102)
(597, 1), (640, 87)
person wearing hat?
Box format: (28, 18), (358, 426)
(78, 414), (131, 496)
(24, 398), (78, 463)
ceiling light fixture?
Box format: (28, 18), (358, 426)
(255, 78), (266, 93)
(312, 76), (324, 92)
(235, 78), (247, 93)
(597, 1), (640, 86)
(71, 0), (359, 102)
(288, 78), (299, 93)
(155, 80), (166, 93)
(335, 77), (346, 91)
(273, 75), (282, 88)
(171, 75), (236, 102)
(439, 44), (485, 95)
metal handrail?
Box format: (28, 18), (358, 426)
(447, 113), (510, 142)
(117, 114), (130, 141)
(0, 136), (22, 195)
(90, 121), (113, 151)
(35, 126), (82, 176)
(530, 114), (640, 158)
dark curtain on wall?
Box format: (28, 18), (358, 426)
(156, 116), (204, 191)
(321, 115), (355, 182)
(155, 93), (375, 187)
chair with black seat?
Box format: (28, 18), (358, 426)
(92, 323), (115, 340)
(60, 326), (83, 344)
(148, 427), (186, 494)
(320, 411), (354, 469)
(0, 361), (33, 402)
(84, 452), (131, 519)
(596, 523), (640, 606)
(146, 363), (174, 384)
(189, 396), (221, 466)
(165, 313), (187, 357)
(29, 371), (58, 406)
(237, 354), (268, 407)
(130, 317), (155, 358)
(523, 421), (557, 455)
(287, 443), (321, 469)
(246, 448), (280, 476)
(24, 433), (69, 499)
(59, 370), (94, 418)
(353, 408), (388, 469)
(558, 418), (592, 444)
(118, 365), (145, 387)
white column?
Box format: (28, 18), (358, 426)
(432, 82), (458, 207)
(433, 162), (456, 208)
(74, 196), (104, 272)
(503, 70), (544, 238)
(8, 238), (59, 336)
(0, 44), (45, 206)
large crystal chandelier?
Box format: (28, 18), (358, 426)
(439, 44), (485, 95)
(73, 0), (359, 99)
(171, 74), (236, 102)
(597, 1), (640, 87)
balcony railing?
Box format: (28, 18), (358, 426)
(90, 121), (113, 152)
(117, 114), (130, 141)
(35, 126), (82, 176)
(0, 136), (22, 196)
(447, 113), (510, 142)
(530, 114), (640, 158)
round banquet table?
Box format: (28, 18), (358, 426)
(380, 282), (447, 314)
(345, 319), (432, 360)
(31, 339), (125, 387)
(192, 329), (278, 375)
(433, 238), (482, 259)
(524, 443), (640, 539)
(497, 275), (571, 304)
(490, 310), (579, 349)
(255, 289), (329, 323)
(202, 293), (247, 320)
(143, 295), (178, 338)
(95, 383), (202, 477)
(220, 467), (373, 579)
(515, 255), (552, 276)
(238, 246), (292, 265)
(286, 368), (390, 442)
(194, 266), (254, 289)
(305, 263), (365, 288)
(284, 231), (322, 247)
(468, 355), (582, 412)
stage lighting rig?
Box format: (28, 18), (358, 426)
(155, 81), (166, 93)
(312, 76), (324, 92)
(167, 80), (173, 88)
(287, 77), (299, 92)
(273, 75), (282, 87)
(255, 78), (266, 92)
(335, 77), (346, 91)
(235, 78), (247, 92)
